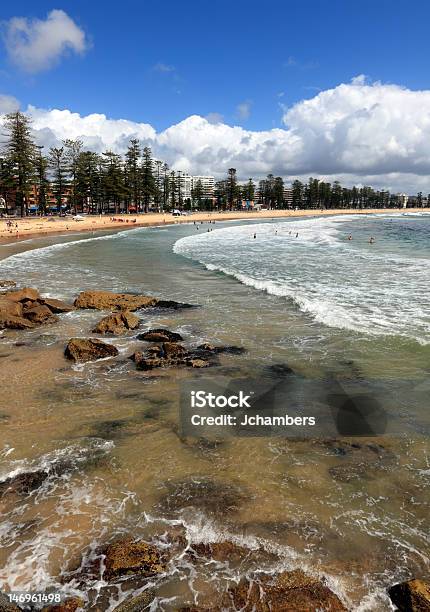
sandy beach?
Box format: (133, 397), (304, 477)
(1, 207), (429, 243)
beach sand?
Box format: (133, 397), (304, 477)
(1, 207), (428, 243)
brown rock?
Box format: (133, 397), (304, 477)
(138, 328), (183, 342)
(0, 298), (23, 318)
(39, 298), (75, 313)
(0, 280), (16, 288)
(5, 287), (40, 302)
(112, 592), (154, 611)
(162, 342), (187, 359)
(0, 592), (21, 611)
(41, 597), (84, 612)
(388, 578), (430, 611)
(93, 311), (140, 334)
(0, 314), (35, 330)
(24, 304), (59, 325)
(103, 538), (166, 581)
(188, 541), (249, 563)
(223, 570), (347, 612)
(135, 356), (164, 371)
(74, 290), (157, 311)
(65, 338), (119, 362)
(187, 358), (210, 368)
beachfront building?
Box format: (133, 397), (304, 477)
(284, 186), (293, 208)
(178, 174), (193, 201)
(398, 193), (409, 208)
(192, 176), (215, 199)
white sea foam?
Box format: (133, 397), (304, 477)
(174, 215), (430, 344)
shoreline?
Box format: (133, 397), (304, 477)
(1, 207), (429, 245)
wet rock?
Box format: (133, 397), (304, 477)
(137, 328), (183, 342)
(223, 569), (347, 612)
(135, 357), (164, 371)
(0, 280), (16, 289)
(0, 469), (48, 497)
(0, 314), (35, 330)
(264, 363), (295, 377)
(162, 341), (187, 359)
(388, 578), (430, 611)
(0, 592), (21, 611)
(160, 477), (247, 518)
(103, 539), (166, 581)
(155, 299), (196, 309)
(196, 343), (246, 355)
(74, 290), (157, 311)
(112, 592), (154, 611)
(0, 298), (23, 318)
(329, 462), (368, 482)
(24, 304), (59, 325)
(41, 597), (85, 612)
(5, 287), (40, 302)
(65, 338), (119, 362)
(39, 298), (75, 313)
(188, 541), (250, 563)
(187, 358), (210, 368)
(93, 311), (140, 335)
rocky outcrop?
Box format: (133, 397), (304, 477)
(388, 578), (430, 611)
(0, 297), (23, 318)
(103, 539), (166, 581)
(222, 570), (347, 612)
(5, 287), (40, 302)
(131, 342), (210, 371)
(0, 290), (73, 331)
(41, 597), (84, 612)
(137, 328), (183, 342)
(74, 290), (157, 311)
(39, 297), (75, 313)
(74, 290), (196, 311)
(0, 314), (35, 330)
(65, 338), (119, 362)
(24, 304), (59, 325)
(187, 541), (250, 563)
(93, 311), (140, 335)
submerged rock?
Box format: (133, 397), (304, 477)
(155, 299), (196, 310)
(329, 462), (368, 482)
(222, 570), (347, 611)
(65, 338), (119, 362)
(0, 280), (16, 289)
(196, 343), (246, 355)
(0, 469), (48, 497)
(137, 328), (183, 342)
(388, 578), (430, 611)
(93, 311), (140, 334)
(131, 342), (211, 371)
(187, 541), (251, 563)
(103, 539), (166, 581)
(74, 290), (157, 311)
(112, 592), (154, 611)
(159, 477), (247, 518)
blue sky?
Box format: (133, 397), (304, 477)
(1, 0), (429, 131)
(1, 1), (430, 192)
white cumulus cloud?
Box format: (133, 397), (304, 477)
(2, 9), (89, 73)
(2, 77), (430, 192)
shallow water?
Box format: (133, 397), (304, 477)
(0, 214), (428, 610)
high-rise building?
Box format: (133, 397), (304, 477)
(192, 176), (215, 198)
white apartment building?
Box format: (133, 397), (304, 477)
(177, 174), (215, 202)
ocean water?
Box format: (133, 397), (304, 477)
(0, 213), (428, 610)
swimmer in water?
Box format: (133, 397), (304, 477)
(348, 235), (352, 240)
(369, 236), (375, 244)
(296, 232), (299, 238)
(253, 233), (256, 239)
